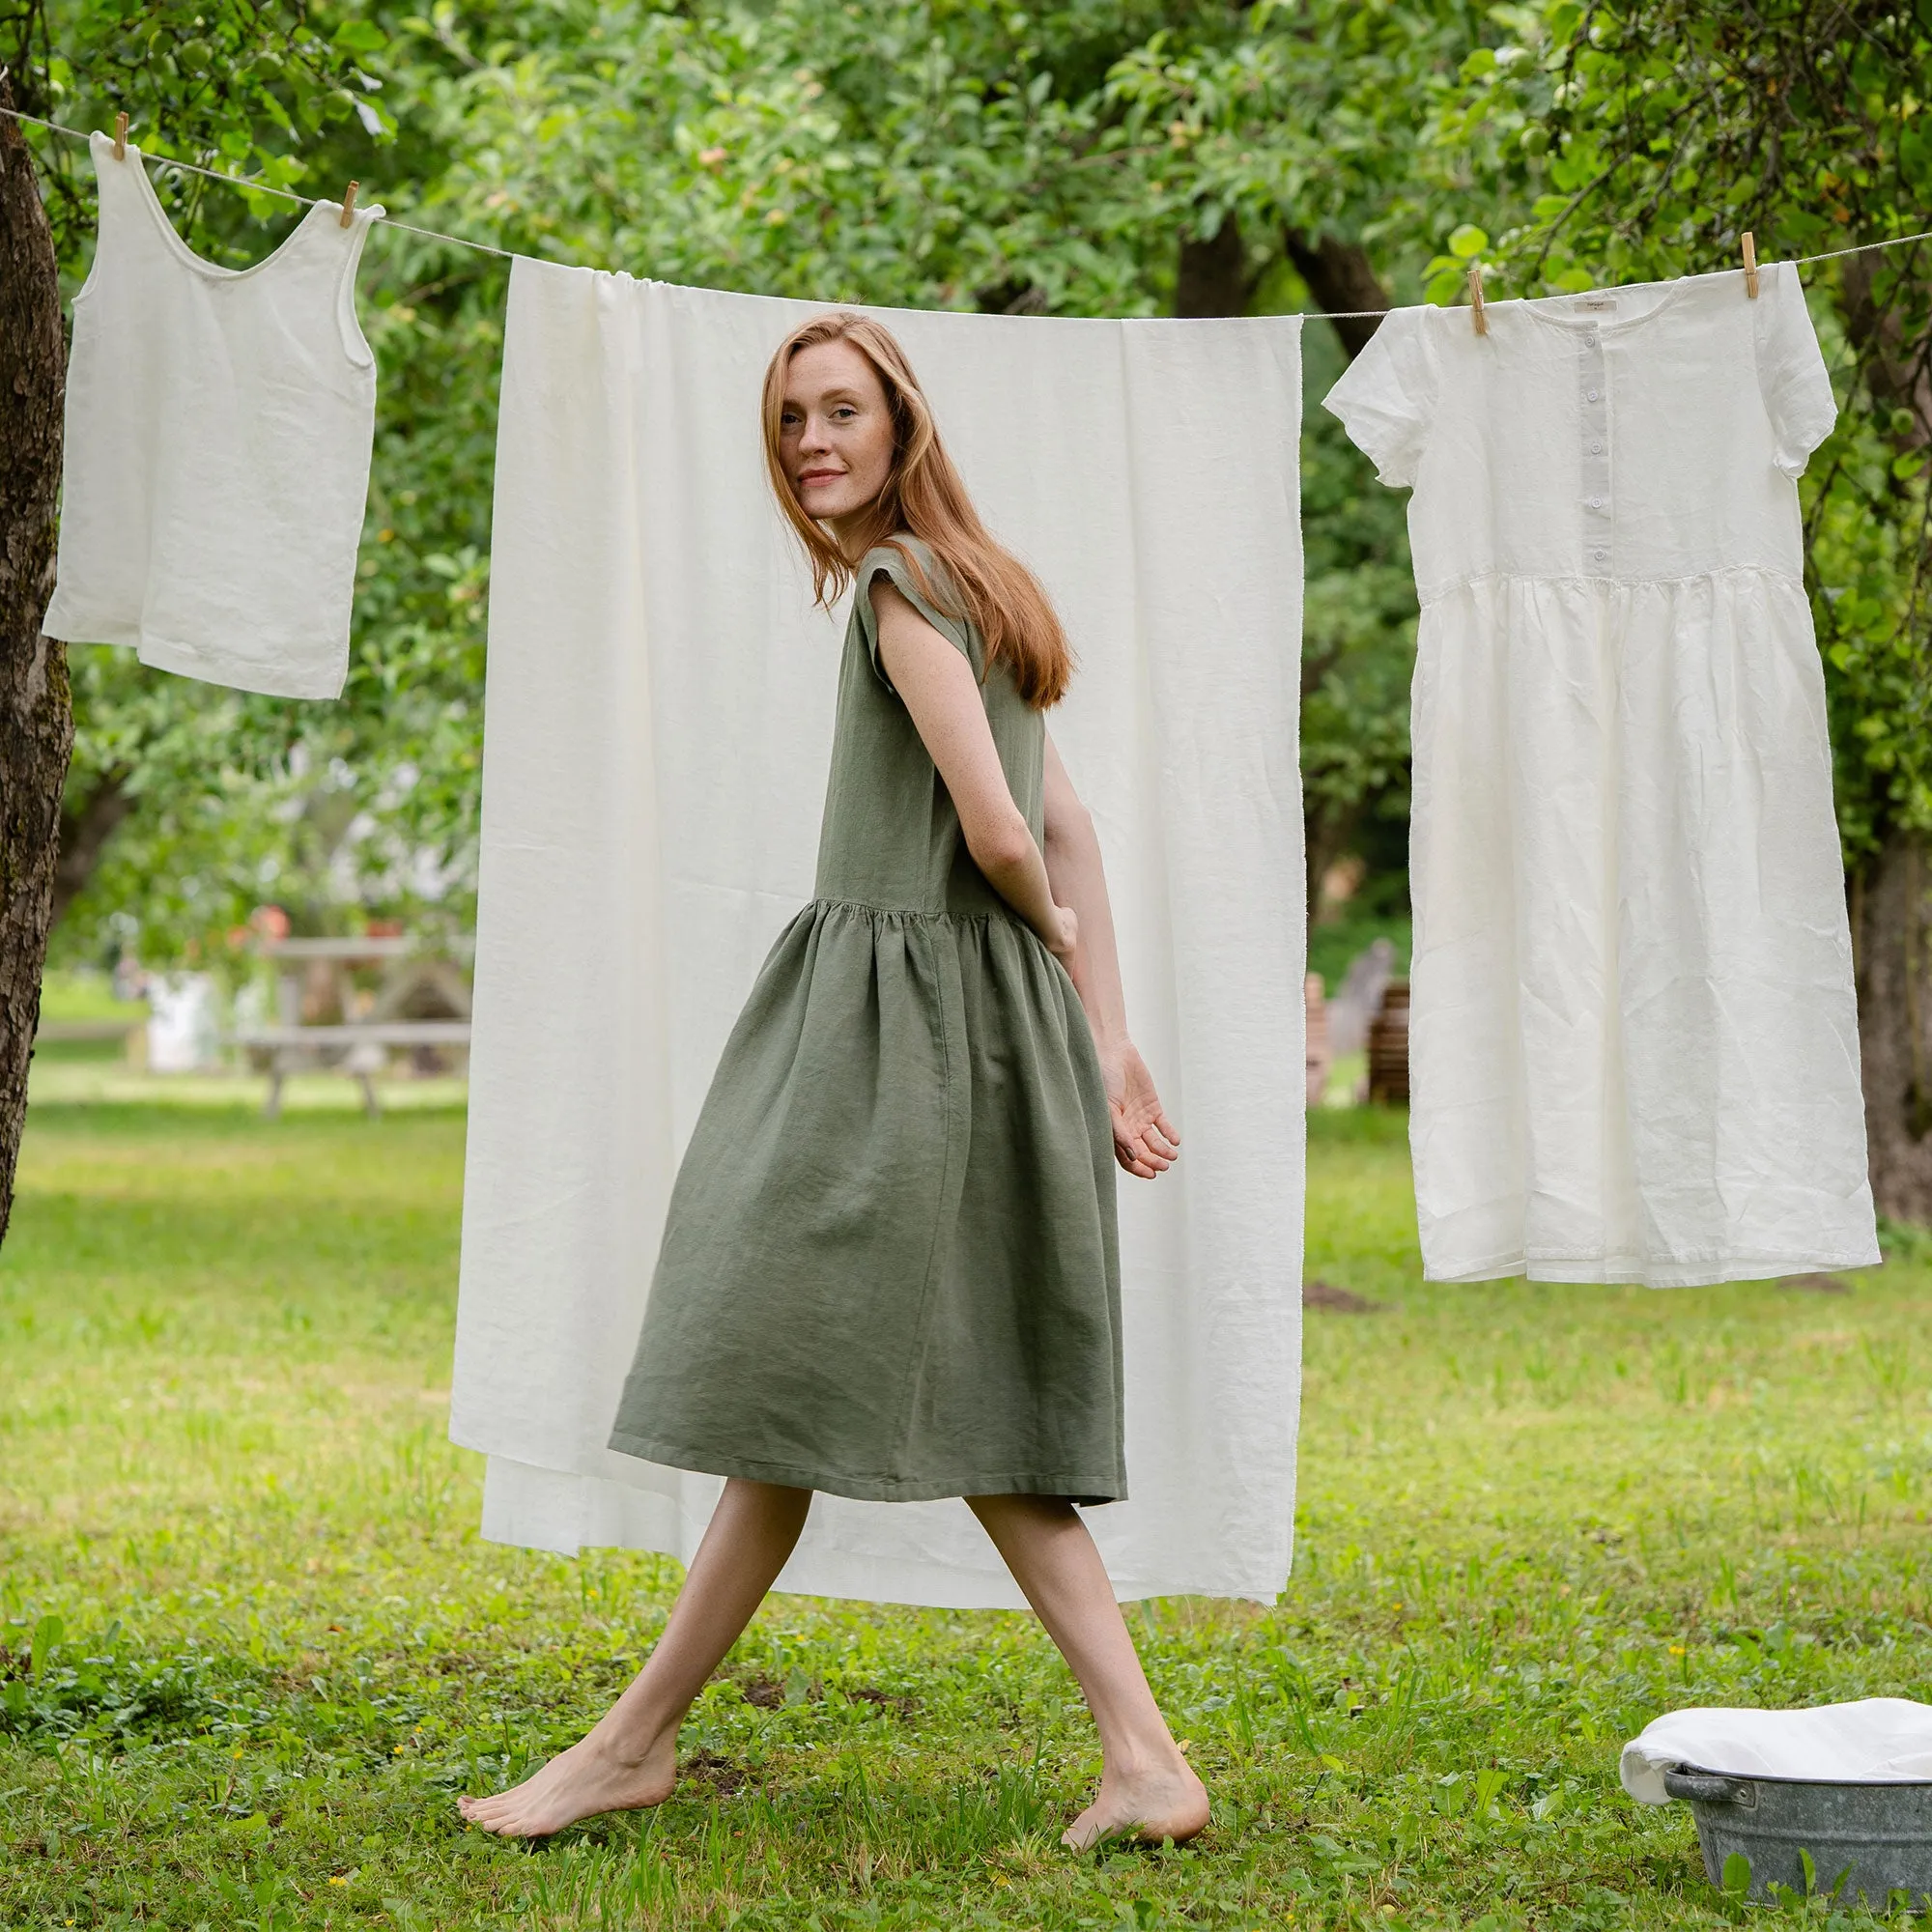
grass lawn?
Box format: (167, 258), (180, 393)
(4, 1101), (1930, 1930)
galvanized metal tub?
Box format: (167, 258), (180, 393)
(1664, 1764), (1932, 1905)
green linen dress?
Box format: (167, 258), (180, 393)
(607, 537), (1125, 1504)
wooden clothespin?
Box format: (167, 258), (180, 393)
(1468, 265), (1488, 336)
(339, 181), (359, 228)
(1742, 230), (1759, 298)
(113, 112), (128, 161)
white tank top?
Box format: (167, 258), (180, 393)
(43, 133), (384, 699)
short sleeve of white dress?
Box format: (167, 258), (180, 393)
(1753, 262), (1837, 475)
(1321, 307), (1438, 488)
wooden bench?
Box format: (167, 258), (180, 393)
(37, 1018), (146, 1053)
(231, 1020), (473, 1119)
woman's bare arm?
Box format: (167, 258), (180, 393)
(1041, 732), (1127, 1050)
(872, 579), (1072, 957)
(873, 581), (1179, 1180)
(1041, 730), (1179, 1180)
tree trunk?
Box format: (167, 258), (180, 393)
(52, 769), (133, 927)
(1828, 242), (1932, 1225)
(1853, 828), (1932, 1223)
(1175, 213), (1253, 318)
(0, 77), (75, 1244)
(1283, 231), (1391, 360)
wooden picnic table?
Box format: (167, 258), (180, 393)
(231, 1019), (473, 1118)
(232, 936), (473, 1117)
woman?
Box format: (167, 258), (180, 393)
(461, 311), (1208, 1852)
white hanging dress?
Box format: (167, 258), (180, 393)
(1325, 266), (1879, 1288)
(43, 132), (383, 699)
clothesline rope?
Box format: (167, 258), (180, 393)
(2, 102), (518, 259)
(4, 100), (1929, 308)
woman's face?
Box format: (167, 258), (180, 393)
(780, 339), (896, 527)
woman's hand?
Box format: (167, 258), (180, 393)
(1046, 903), (1079, 961)
(1100, 1038), (1179, 1179)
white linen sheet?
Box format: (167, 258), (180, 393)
(450, 260), (1306, 1605)
(1624, 1701), (1932, 1802)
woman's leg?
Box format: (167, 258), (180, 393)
(460, 1478), (812, 1837)
(968, 1493), (1209, 1850)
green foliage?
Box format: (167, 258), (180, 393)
(8, 1102), (1932, 1923)
(1105, 0), (1501, 288)
(5, 0), (392, 265)
(1298, 323), (1417, 907)
(1811, 402), (1932, 856)
(1, 1626), (275, 1750)
(384, 0), (1175, 310)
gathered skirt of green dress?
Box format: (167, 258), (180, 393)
(607, 538), (1124, 1504)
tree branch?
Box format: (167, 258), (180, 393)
(52, 769), (136, 929)
(1281, 229), (1389, 359)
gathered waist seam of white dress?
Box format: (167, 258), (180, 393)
(1417, 562), (1808, 608)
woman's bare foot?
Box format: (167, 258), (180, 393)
(458, 1719), (679, 1839)
(1062, 1750), (1209, 1852)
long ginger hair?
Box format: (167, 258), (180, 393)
(761, 311), (1074, 710)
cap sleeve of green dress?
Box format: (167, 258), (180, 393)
(853, 539), (984, 692)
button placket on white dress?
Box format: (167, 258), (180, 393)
(1580, 324), (1611, 573)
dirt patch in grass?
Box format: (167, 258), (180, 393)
(1303, 1278), (1387, 1314)
(682, 1748), (752, 1795)
(1783, 1272), (1853, 1294)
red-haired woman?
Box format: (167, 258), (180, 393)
(461, 312), (1206, 1851)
